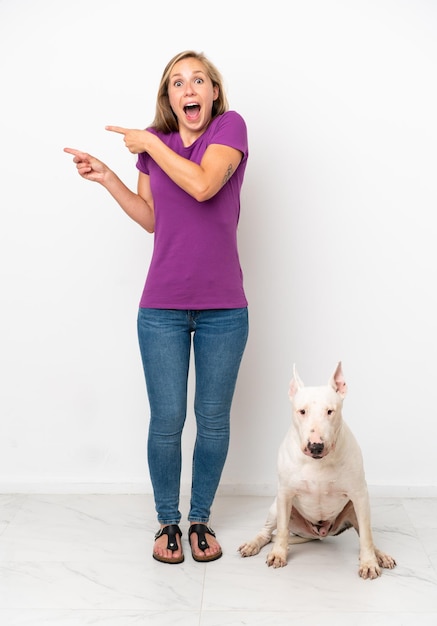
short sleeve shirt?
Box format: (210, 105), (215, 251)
(136, 110), (248, 309)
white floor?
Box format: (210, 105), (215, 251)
(0, 493), (436, 625)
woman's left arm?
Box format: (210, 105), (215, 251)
(106, 126), (242, 202)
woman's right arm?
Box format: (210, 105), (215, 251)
(63, 148), (155, 233)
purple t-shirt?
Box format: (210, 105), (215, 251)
(136, 110), (248, 309)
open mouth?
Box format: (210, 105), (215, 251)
(184, 103), (200, 119)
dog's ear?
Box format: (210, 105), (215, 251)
(330, 361), (347, 398)
(289, 364), (304, 399)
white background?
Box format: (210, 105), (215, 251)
(0, 0), (436, 496)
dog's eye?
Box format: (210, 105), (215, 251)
(299, 409), (306, 416)
(327, 409), (334, 416)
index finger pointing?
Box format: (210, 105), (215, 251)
(105, 125), (127, 135)
(64, 147), (84, 157)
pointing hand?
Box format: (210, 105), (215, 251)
(106, 125), (148, 154)
(63, 148), (109, 183)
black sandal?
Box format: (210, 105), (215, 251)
(189, 523), (222, 562)
(153, 524), (184, 564)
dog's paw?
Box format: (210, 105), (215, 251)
(238, 541), (261, 557)
(266, 550), (288, 568)
(375, 549), (396, 570)
(358, 561), (381, 580)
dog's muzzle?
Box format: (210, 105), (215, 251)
(306, 442), (325, 459)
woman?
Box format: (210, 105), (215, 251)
(64, 50), (249, 564)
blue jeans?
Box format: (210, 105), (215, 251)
(137, 308), (249, 525)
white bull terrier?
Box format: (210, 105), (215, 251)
(238, 362), (396, 579)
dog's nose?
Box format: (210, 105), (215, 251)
(308, 442), (324, 457)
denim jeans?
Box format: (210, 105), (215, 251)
(137, 307), (249, 525)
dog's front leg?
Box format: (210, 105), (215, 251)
(266, 490), (293, 568)
(352, 490), (381, 579)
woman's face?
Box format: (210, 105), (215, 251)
(167, 57), (219, 140)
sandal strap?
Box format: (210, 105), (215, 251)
(188, 523), (216, 551)
(154, 524), (182, 553)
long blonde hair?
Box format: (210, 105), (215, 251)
(151, 50), (229, 133)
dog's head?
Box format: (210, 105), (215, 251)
(289, 361), (347, 460)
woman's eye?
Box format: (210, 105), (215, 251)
(174, 81), (183, 87)
(195, 78), (203, 84)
